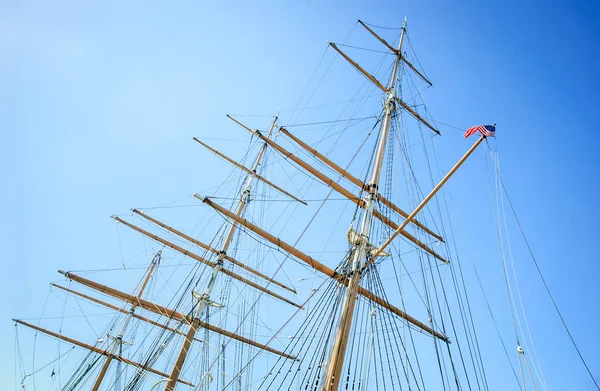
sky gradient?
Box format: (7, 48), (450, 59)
(2, 1), (599, 389)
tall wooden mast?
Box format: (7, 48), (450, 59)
(321, 18), (407, 391)
(91, 250), (162, 391)
(164, 114), (280, 390)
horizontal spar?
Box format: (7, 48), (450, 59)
(328, 42), (438, 134)
(329, 42), (387, 93)
(13, 319), (195, 387)
(51, 283), (205, 346)
(357, 19), (398, 54)
(279, 126), (443, 242)
(372, 208), (448, 264)
(193, 137), (306, 205)
(131, 209), (296, 294)
(228, 117), (447, 264)
(394, 98), (440, 135)
(195, 194), (448, 341)
(59, 271), (296, 360)
(356, 20), (433, 86)
(368, 135), (487, 267)
(112, 215), (301, 308)
(398, 54), (433, 87)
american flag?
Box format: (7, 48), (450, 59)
(464, 124), (496, 138)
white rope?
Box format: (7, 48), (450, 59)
(485, 145), (528, 390)
(492, 151), (548, 391)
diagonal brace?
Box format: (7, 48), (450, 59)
(366, 135), (486, 268)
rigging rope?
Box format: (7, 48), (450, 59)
(473, 266), (524, 390)
(487, 142), (600, 391)
(492, 150), (548, 390)
(401, 57), (494, 390)
(485, 140), (531, 391)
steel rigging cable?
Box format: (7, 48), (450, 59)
(487, 142), (600, 391)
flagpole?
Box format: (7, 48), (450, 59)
(368, 135), (486, 263)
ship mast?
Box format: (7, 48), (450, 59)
(91, 250), (162, 391)
(164, 114), (280, 390)
(321, 18), (407, 391)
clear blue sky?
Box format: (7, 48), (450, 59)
(1, 0), (599, 389)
